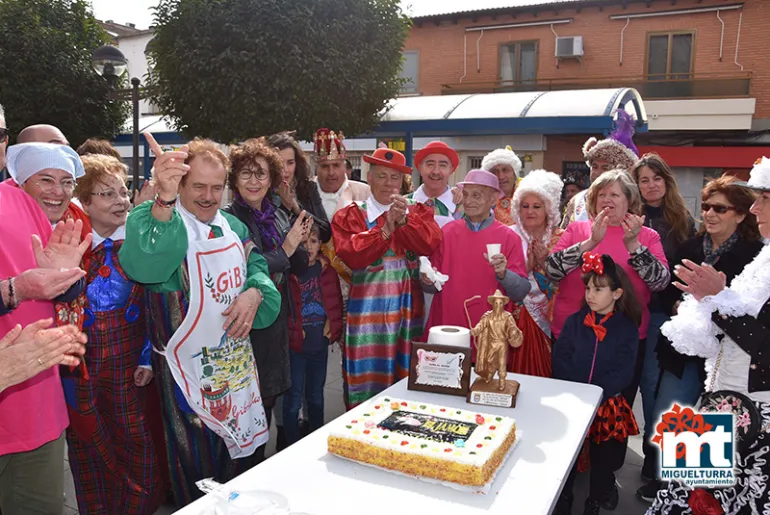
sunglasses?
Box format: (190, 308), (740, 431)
(701, 202), (736, 215)
(0, 127), (9, 144)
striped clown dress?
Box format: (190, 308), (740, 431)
(331, 200), (442, 408)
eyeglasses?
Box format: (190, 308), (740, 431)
(701, 202), (736, 215)
(32, 176), (76, 194)
(92, 189), (131, 202)
(0, 128), (9, 144)
(237, 169), (269, 181)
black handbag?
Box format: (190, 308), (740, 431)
(699, 390), (761, 450)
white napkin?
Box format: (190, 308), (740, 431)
(419, 256), (449, 291)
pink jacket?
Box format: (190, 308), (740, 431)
(0, 183), (68, 455)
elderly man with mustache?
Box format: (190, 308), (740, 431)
(119, 134), (281, 507)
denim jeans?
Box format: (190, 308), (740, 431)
(284, 348), (328, 445)
(645, 361), (704, 479)
(640, 311), (667, 438)
(653, 364), (704, 426)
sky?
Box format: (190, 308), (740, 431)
(89, 0), (578, 29)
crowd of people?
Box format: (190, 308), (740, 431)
(1, 98), (770, 515)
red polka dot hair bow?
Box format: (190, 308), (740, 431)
(581, 252), (604, 275)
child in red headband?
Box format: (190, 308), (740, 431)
(552, 253), (643, 515)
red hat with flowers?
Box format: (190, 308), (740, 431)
(414, 141), (459, 171)
(363, 148), (412, 174)
(313, 128), (346, 161)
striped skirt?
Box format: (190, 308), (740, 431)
(343, 250), (424, 409)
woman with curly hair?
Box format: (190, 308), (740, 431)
(223, 138), (311, 458)
(509, 169), (564, 377)
(66, 154), (162, 514)
(268, 131), (331, 242)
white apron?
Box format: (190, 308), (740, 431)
(164, 205), (269, 459)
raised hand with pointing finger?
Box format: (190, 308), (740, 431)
(144, 132), (189, 221)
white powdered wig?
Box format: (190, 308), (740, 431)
(511, 169), (564, 245)
(481, 146), (522, 176)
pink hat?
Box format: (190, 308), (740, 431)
(457, 169), (504, 199)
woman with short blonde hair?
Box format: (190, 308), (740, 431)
(546, 168), (670, 508)
(586, 170), (643, 219)
(65, 153), (162, 514)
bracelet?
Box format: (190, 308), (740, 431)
(154, 194), (177, 208)
(381, 227), (392, 240)
(0, 280), (8, 311)
(6, 277), (16, 310)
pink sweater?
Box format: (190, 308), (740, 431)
(426, 220), (527, 336)
(0, 183), (68, 455)
(550, 222), (668, 339)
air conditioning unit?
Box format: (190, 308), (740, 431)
(555, 36), (584, 58)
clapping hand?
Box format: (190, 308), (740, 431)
(0, 319), (87, 393)
(32, 218), (91, 271)
(133, 180), (157, 207)
(14, 268), (86, 302)
(673, 259), (727, 301)
(388, 195), (408, 225)
(589, 208), (610, 246)
(527, 239), (549, 272)
(621, 213), (645, 250)
(145, 132), (189, 202)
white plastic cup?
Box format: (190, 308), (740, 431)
(486, 243), (501, 262)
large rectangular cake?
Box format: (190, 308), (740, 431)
(327, 396), (517, 487)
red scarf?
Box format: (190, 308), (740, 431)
(583, 311), (613, 342)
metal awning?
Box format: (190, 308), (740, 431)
(114, 87), (647, 170)
(371, 87), (647, 138)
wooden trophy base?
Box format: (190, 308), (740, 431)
(466, 377), (520, 408)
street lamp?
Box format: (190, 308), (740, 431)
(91, 44), (142, 193)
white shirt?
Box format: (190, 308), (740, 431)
(318, 179), (350, 220)
(411, 185), (457, 214)
(365, 195), (391, 224)
(709, 339), (770, 403)
(411, 185), (457, 228)
(91, 225), (126, 250)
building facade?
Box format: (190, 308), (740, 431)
(401, 0), (770, 211)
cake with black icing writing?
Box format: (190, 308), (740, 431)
(327, 396), (517, 487)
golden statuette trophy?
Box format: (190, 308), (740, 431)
(465, 289), (523, 408)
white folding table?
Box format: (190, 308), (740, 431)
(174, 373), (602, 515)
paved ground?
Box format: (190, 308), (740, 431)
(62, 345), (652, 514)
